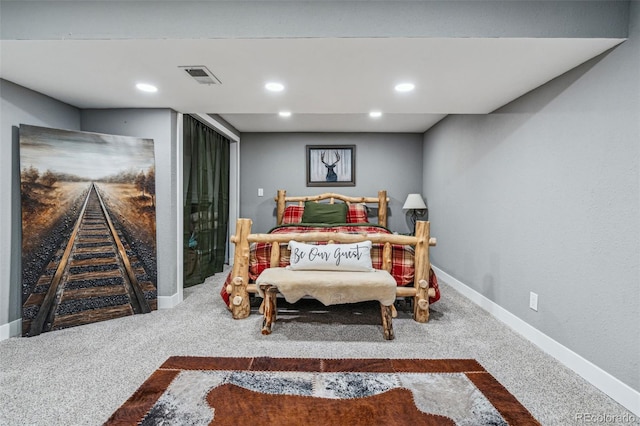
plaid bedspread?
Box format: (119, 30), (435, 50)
(220, 223), (440, 305)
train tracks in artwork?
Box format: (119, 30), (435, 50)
(23, 182), (155, 336)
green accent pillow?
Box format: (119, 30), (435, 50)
(301, 201), (348, 224)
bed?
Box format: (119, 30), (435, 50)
(219, 189), (439, 322)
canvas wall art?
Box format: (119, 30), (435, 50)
(306, 145), (356, 186)
(19, 124), (157, 336)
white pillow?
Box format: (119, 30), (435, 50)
(287, 240), (374, 272)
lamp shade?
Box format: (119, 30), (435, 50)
(403, 193), (427, 210)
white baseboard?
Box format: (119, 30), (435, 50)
(0, 294), (184, 339)
(431, 265), (640, 417)
(0, 318), (22, 341)
(157, 292), (183, 309)
(0, 296), (185, 339)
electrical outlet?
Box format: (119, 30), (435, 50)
(529, 292), (538, 311)
(258, 188), (264, 197)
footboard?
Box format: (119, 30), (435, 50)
(226, 218), (436, 323)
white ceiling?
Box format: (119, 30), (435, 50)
(0, 37), (624, 133)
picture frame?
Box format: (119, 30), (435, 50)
(306, 145), (356, 187)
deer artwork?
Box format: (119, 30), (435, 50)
(320, 151), (341, 182)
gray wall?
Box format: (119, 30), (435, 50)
(81, 109), (178, 298)
(0, 80), (81, 334)
(422, 2), (640, 392)
(240, 133), (423, 233)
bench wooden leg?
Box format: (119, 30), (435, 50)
(261, 285), (278, 335)
(380, 304), (395, 340)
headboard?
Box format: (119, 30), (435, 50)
(275, 189), (389, 228)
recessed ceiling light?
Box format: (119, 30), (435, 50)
(394, 83), (415, 93)
(136, 83), (158, 93)
(369, 111), (382, 118)
(265, 82), (285, 92)
(278, 111), (292, 117)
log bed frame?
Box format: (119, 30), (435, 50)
(276, 189), (389, 227)
(226, 190), (437, 336)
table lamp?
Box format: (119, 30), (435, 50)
(402, 193), (427, 233)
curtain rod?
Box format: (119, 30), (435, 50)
(189, 113), (240, 143)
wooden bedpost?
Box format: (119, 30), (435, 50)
(276, 189), (286, 225)
(413, 220), (431, 323)
(378, 190), (388, 228)
(229, 218), (252, 319)
(270, 242), (281, 268)
(381, 242), (392, 273)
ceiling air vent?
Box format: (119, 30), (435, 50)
(179, 66), (221, 85)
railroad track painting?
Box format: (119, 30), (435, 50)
(23, 183), (156, 336)
(19, 124), (157, 337)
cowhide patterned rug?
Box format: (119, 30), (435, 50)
(105, 357), (539, 425)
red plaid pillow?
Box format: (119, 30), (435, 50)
(282, 205), (304, 224)
(347, 203), (369, 223)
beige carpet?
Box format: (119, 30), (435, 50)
(0, 266), (637, 425)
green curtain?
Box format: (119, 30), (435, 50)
(183, 115), (230, 287)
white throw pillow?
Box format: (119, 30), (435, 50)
(287, 240), (374, 272)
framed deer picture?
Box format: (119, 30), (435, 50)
(306, 145), (356, 187)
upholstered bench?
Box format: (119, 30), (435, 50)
(256, 267), (397, 340)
